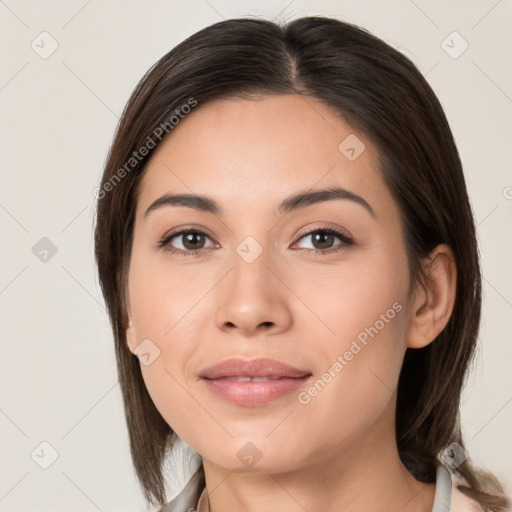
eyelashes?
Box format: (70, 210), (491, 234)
(157, 224), (354, 258)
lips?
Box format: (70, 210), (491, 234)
(199, 358), (312, 407)
(221, 376), (283, 382)
(199, 357), (311, 379)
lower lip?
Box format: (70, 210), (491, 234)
(202, 376), (312, 407)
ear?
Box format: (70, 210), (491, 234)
(126, 317), (137, 354)
(125, 302), (137, 354)
(406, 244), (457, 349)
(123, 282), (138, 354)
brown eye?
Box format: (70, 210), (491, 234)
(309, 231), (336, 250)
(159, 229), (215, 254)
(179, 231), (207, 250)
(294, 227), (353, 254)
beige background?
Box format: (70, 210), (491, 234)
(0, 1), (511, 510)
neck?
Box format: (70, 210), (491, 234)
(200, 408), (436, 512)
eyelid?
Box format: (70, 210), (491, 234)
(160, 224), (218, 243)
(294, 223), (353, 243)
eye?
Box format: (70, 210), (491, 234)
(157, 224), (353, 257)
(158, 229), (216, 256)
(293, 225), (354, 254)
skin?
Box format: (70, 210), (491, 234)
(125, 94), (456, 512)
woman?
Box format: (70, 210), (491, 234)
(93, 15), (511, 512)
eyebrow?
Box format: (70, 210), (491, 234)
(144, 186), (375, 219)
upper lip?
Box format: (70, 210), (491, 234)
(199, 357), (311, 379)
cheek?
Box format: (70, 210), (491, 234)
(126, 251), (214, 438)
(291, 315), (407, 462)
(127, 241), (214, 351)
(291, 240), (409, 347)
(291, 249), (409, 452)
(292, 248), (409, 432)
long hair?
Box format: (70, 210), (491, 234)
(93, 16), (510, 511)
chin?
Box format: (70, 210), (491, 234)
(198, 438), (301, 474)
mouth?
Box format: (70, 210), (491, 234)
(219, 376), (291, 382)
(199, 358), (313, 407)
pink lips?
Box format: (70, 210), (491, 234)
(199, 357), (312, 407)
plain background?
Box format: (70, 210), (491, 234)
(0, 1), (511, 510)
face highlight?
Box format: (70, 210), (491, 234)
(124, 94), (414, 474)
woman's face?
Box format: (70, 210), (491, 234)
(125, 94), (414, 473)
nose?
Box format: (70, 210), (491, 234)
(214, 245), (293, 337)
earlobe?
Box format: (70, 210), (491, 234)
(406, 244), (457, 349)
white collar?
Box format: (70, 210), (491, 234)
(432, 464), (453, 512)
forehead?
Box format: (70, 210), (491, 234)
(136, 94), (391, 219)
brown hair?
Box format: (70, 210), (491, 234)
(93, 15), (511, 511)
